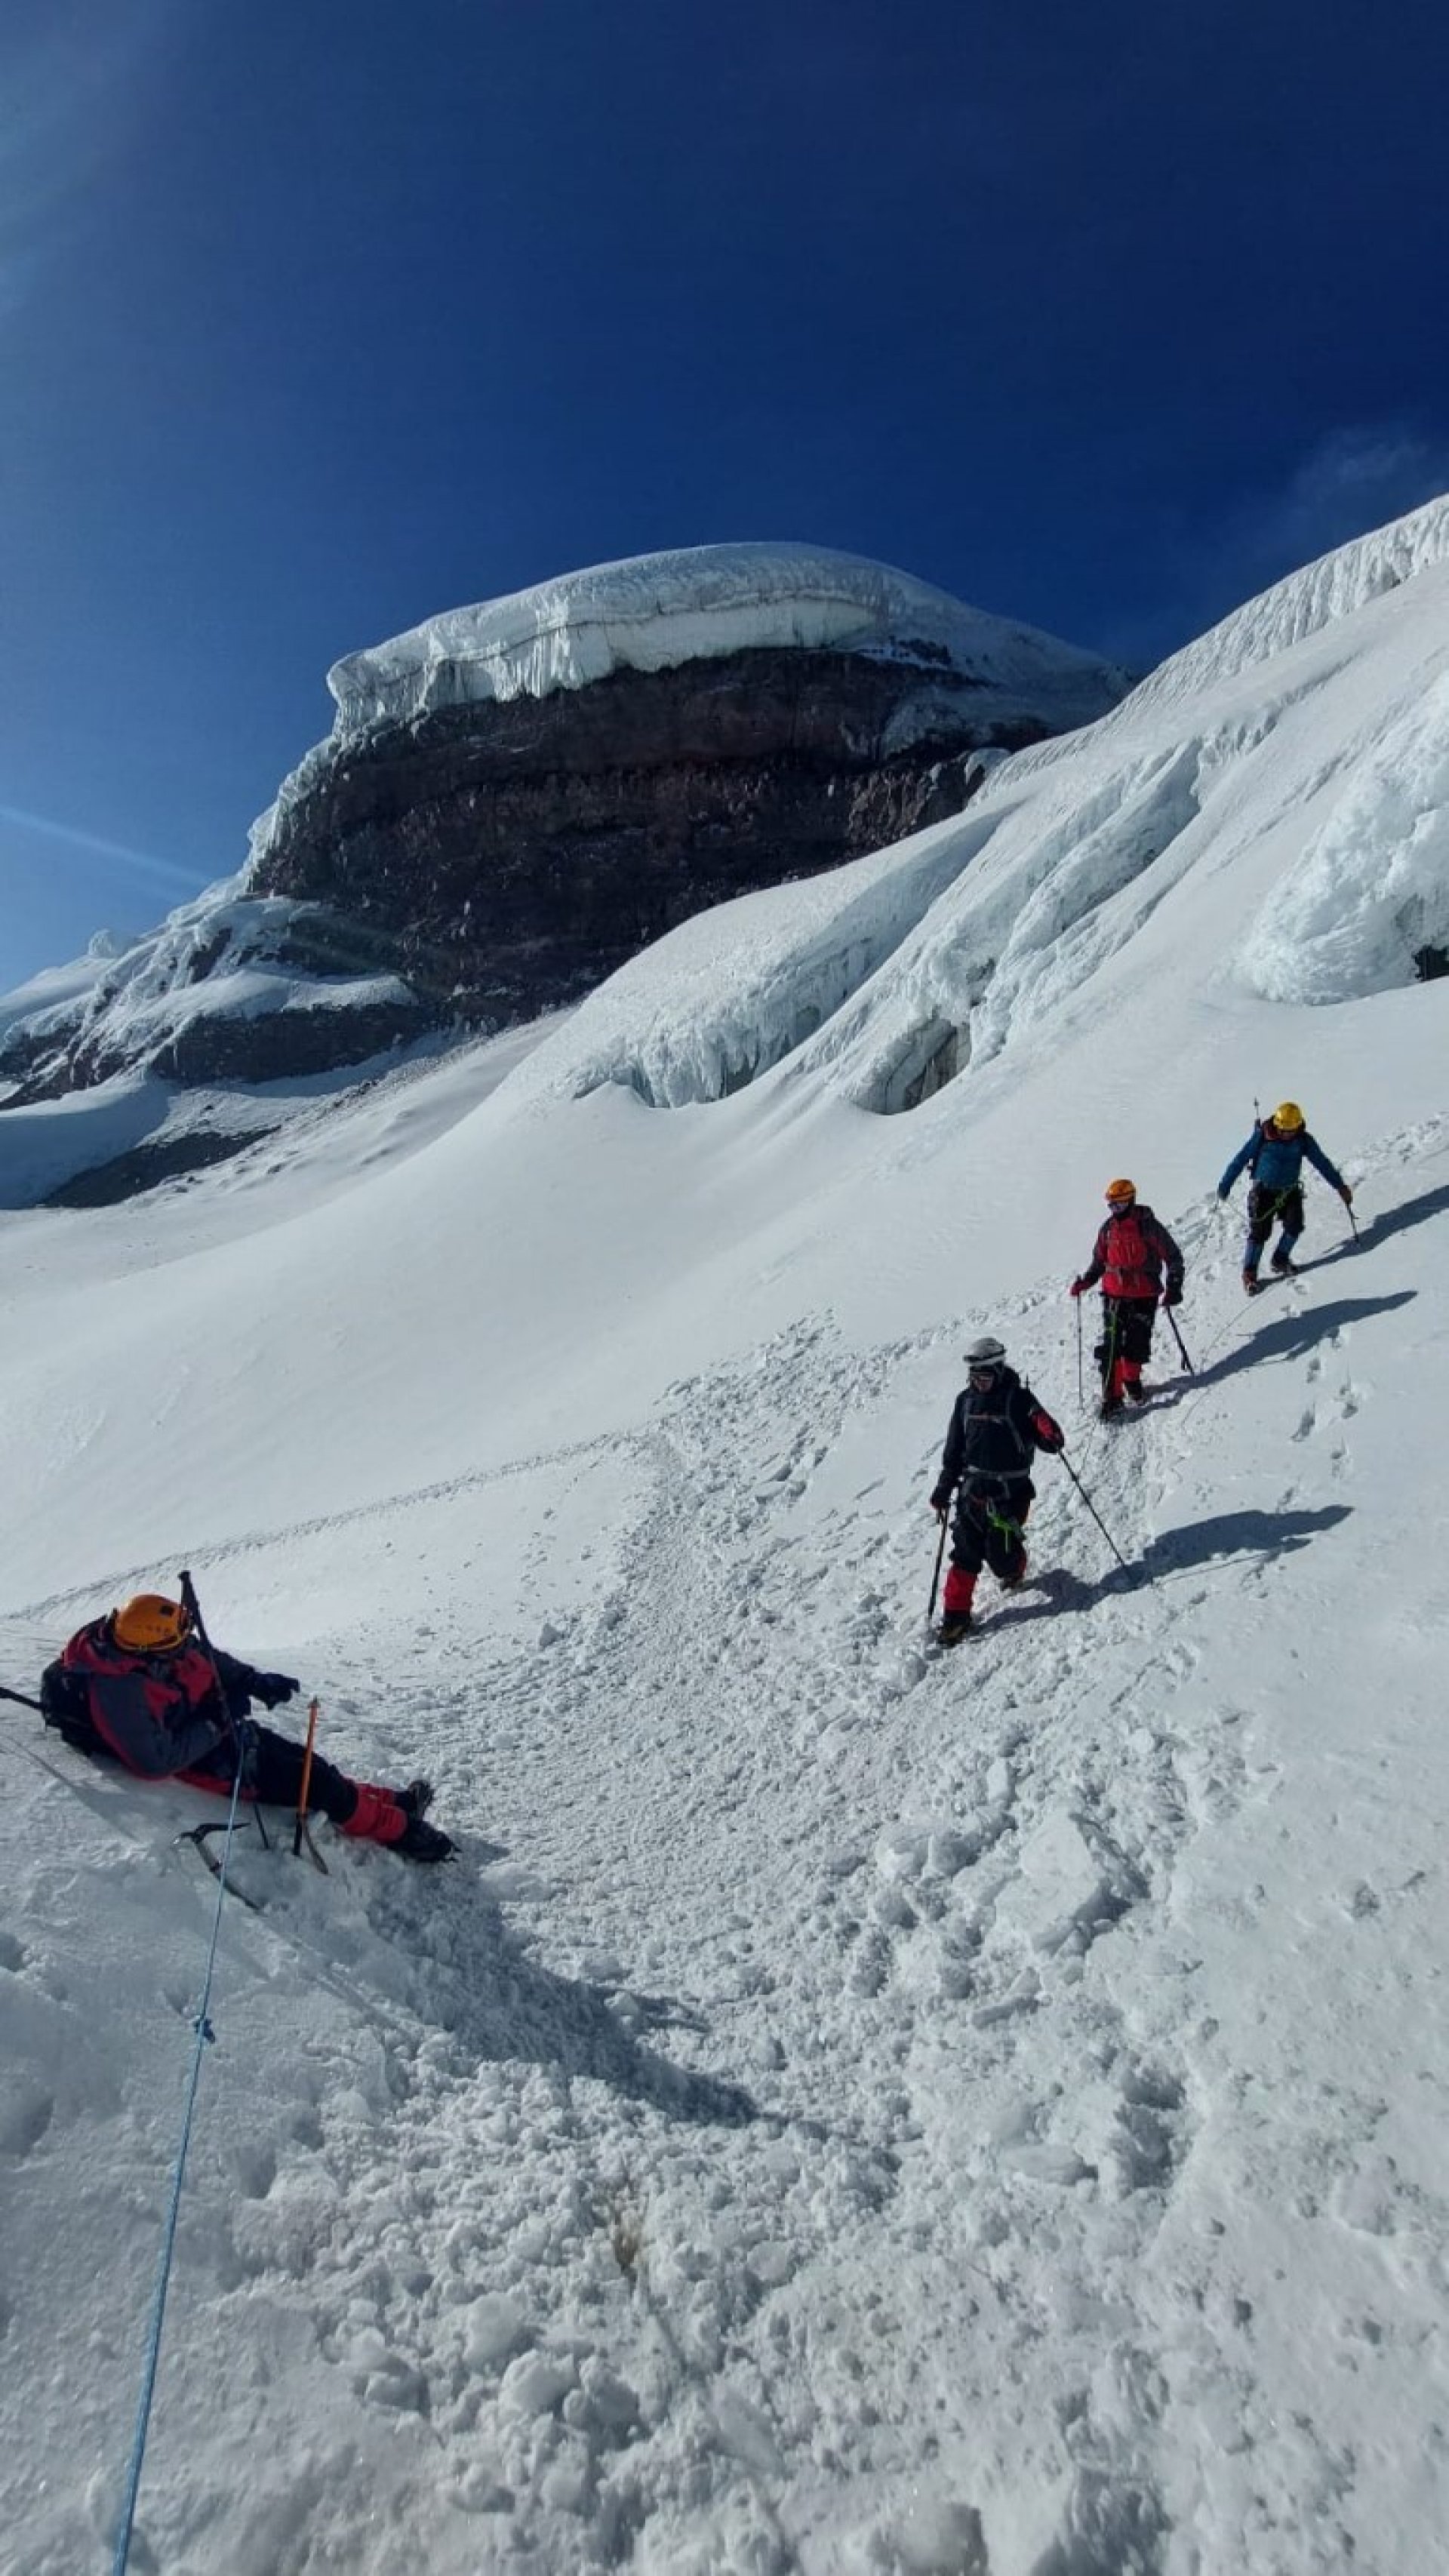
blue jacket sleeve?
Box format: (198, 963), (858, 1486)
(1302, 1133), (1346, 1193)
(1218, 1133), (1257, 1196)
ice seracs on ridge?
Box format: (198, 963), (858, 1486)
(320, 540), (1128, 737)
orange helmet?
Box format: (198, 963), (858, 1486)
(1104, 1178), (1136, 1205)
(112, 1594), (192, 1654)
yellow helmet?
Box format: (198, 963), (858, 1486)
(1272, 1100), (1305, 1133)
(112, 1594), (192, 1654)
(1104, 1177), (1136, 1204)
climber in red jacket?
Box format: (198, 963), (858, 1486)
(1070, 1178), (1185, 1418)
(43, 1593), (454, 1861)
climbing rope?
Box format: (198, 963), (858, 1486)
(111, 1758), (245, 2576)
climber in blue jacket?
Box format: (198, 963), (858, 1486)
(1218, 1100), (1352, 1293)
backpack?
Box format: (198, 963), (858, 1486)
(38, 1659), (103, 1755)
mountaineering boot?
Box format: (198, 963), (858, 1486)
(937, 1614), (975, 1647)
(1270, 1249), (1297, 1276)
(1100, 1390), (1124, 1418)
(396, 1777), (435, 1819)
(1242, 1267), (1262, 1296)
(1124, 1377), (1148, 1403)
(396, 1813), (456, 1863)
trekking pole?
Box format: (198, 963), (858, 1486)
(926, 1512), (949, 1626)
(178, 1571), (269, 1850)
(1075, 1298), (1084, 1405)
(1163, 1303), (1195, 1374)
(292, 1698), (328, 1873)
(1057, 1450), (1132, 1573)
(0, 1684), (43, 1712)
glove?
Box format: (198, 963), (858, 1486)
(230, 1712), (260, 1787)
(1217, 1185), (1229, 1202)
(1340, 1183), (1354, 1206)
(1038, 1426), (1065, 1454)
(251, 1671), (300, 1709)
(1163, 1284), (1183, 1307)
(1069, 1278), (1085, 1299)
(930, 1486), (951, 1518)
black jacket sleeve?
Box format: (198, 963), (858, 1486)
(932, 1397), (965, 1505)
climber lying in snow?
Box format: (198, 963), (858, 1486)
(42, 1593), (454, 1862)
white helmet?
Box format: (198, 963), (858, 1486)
(964, 1334), (1006, 1366)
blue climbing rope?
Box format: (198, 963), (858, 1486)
(112, 1762), (245, 2576)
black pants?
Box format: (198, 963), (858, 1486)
(1096, 1294), (1156, 1382)
(1246, 1182), (1303, 1254)
(951, 1481), (1034, 1580)
(195, 1728), (361, 1826)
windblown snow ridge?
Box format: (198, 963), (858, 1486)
(1134, 489), (1449, 709)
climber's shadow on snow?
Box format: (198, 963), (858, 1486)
(1201, 1291), (1414, 1387)
(987, 1564), (1121, 1627)
(374, 1866), (757, 2129)
(1355, 1177), (1449, 1253)
(1140, 1502), (1351, 1580)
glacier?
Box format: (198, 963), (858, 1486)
(506, 493), (1449, 1113)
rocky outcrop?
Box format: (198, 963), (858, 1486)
(1, 545), (1129, 1104)
(247, 643), (1098, 1026)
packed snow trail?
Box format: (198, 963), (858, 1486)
(5, 1123), (1443, 2572)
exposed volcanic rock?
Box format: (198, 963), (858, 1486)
(1, 545), (1128, 1103)
(248, 644), (1085, 1023)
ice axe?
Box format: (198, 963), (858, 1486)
(179, 1569), (270, 1849)
(292, 1698), (328, 1874)
(1162, 1300), (1195, 1374)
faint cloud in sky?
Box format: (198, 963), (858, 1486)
(0, 2), (182, 322)
(1247, 426), (1449, 574)
(1110, 424), (1449, 669)
(0, 800), (208, 896)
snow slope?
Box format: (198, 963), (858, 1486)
(1, 500), (1447, 2575)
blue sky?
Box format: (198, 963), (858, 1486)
(3, 0), (1448, 993)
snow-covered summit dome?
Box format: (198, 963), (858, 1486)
(325, 540), (1122, 737)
